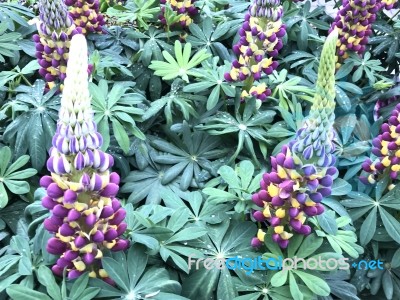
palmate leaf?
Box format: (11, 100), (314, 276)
(2, 80), (58, 170)
(181, 220), (257, 299)
(341, 185), (400, 245)
(142, 79), (203, 124)
(149, 40), (211, 82)
(0, 146), (37, 208)
(183, 58), (236, 110)
(186, 17), (242, 61)
(91, 245), (186, 299)
(106, 0), (159, 30)
(121, 160), (185, 205)
(90, 80), (145, 153)
(151, 123), (227, 191)
(203, 160), (263, 214)
(196, 97), (276, 166)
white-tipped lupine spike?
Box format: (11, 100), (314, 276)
(60, 34), (92, 116)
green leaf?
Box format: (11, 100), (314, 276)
(37, 266), (62, 300)
(293, 270), (330, 296)
(102, 257), (130, 292)
(379, 207), (400, 243)
(0, 146), (11, 174)
(111, 119), (130, 153)
(166, 227), (207, 243)
(6, 285), (52, 300)
(271, 270), (288, 287)
(359, 207), (377, 246)
(289, 272), (303, 300)
(0, 184), (9, 209)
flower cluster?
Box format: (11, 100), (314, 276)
(40, 34), (129, 281)
(34, 0), (80, 89)
(65, 0), (105, 34)
(159, 0), (198, 28)
(361, 103), (400, 185)
(329, 0), (381, 67)
(224, 0), (285, 101)
(251, 30), (339, 248)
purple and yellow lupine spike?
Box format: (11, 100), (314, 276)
(33, 0), (82, 89)
(361, 102), (400, 186)
(159, 0), (198, 28)
(40, 34), (128, 281)
(224, 0), (286, 102)
(251, 30), (339, 249)
(328, 0), (382, 68)
(64, 0), (105, 34)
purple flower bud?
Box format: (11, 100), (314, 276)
(47, 238), (66, 254)
(253, 210), (266, 222)
(57, 257), (72, 268)
(59, 223), (75, 236)
(289, 207), (299, 218)
(251, 237), (263, 248)
(104, 229), (118, 241)
(270, 216), (281, 226)
(68, 270), (83, 280)
(296, 193), (307, 204)
(44, 217), (62, 232)
(74, 236), (86, 248)
(252, 193), (264, 207)
(303, 206), (318, 216)
(47, 183), (64, 199)
(111, 239), (129, 251)
(309, 192), (323, 202)
(109, 172), (120, 185)
(64, 250), (79, 261)
(101, 206), (114, 218)
(53, 204), (69, 217)
(52, 265), (64, 276)
(298, 225), (311, 235)
(109, 208), (126, 225)
(290, 219), (302, 231)
(64, 189), (77, 204)
(100, 183), (119, 197)
(117, 223), (127, 236)
(86, 214), (97, 227)
(92, 230), (105, 243)
(40, 176), (54, 188)
(278, 239), (289, 248)
(319, 175), (333, 187)
(42, 196), (57, 210)
(82, 252), (95, 265)
(112, 199), (121, 211)
(271, 196), (285, 206)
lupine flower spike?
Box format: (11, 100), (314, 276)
(361, 102), (400, 187)
(329, 0), (381, 68)
(224, 0), (286, 102)
(65, 0), (105, 34)
(251, 30), (339, 248)
(40, 34), (129, 281)
(33, 0), (81, 89)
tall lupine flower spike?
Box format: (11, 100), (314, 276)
(65, 0), (105, 34)
(33, 0), (81, 89)
(224, 0), (286, 102)
(328, 0), (381, 68)
(159, 0), (198, 28)
(361, 102), (400, 186)
(40, 34), (129, 281)
(250, 30), (339, 249)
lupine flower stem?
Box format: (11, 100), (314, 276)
(33, 0), (81, 89)
(224, 0), (286, 102)
(40, 34), (129, 281)
(251, 30), (339, 248)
